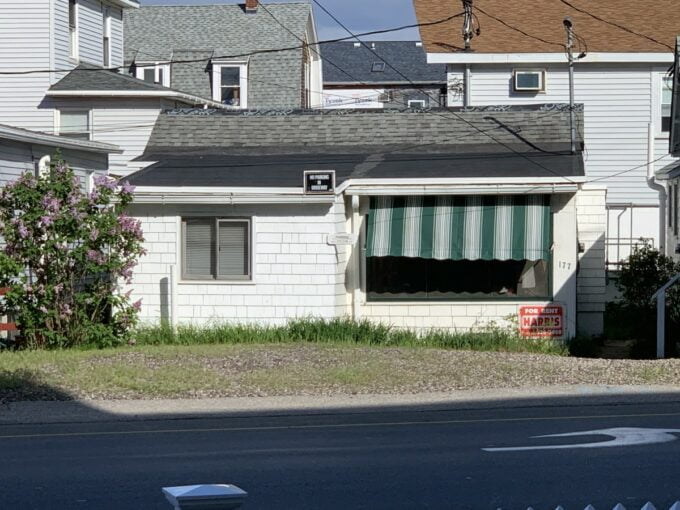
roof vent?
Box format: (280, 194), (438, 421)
(372, 62), (385, 72)
(353, 42), (361, 48)
(415, 42), (423, 47)
(371, 42), (376, 50)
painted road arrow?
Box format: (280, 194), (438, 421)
(483, 427), (680, 452)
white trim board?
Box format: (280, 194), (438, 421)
(427, 52), (674, 65)
(46, 90), (229, 109)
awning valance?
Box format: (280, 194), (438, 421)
(366, 195), (551, 261)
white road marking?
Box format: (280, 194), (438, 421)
(484, 427), (680, 452)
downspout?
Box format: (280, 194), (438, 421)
(647, 122), (667, 254)
(351, 195), (362, 321)
(464, 65), (471, 107)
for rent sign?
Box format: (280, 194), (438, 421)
(519, 305), (564, 338)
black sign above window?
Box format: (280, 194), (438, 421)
(304, 170), (335, 194)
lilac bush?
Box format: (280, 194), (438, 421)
(0, 160), (146, 348)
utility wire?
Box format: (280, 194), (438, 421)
(311, 0), (582, 185)
(0, 12), (465, 76)
(558, 0), (674, 51)
(473, 4), (565, 49)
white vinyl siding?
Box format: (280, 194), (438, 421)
(449, 64), (658, 205)
(109, 6), (123, 68)
(0, 138), (109, 189)
(0, 1), (53, 129)
(77, 0), (102, 64)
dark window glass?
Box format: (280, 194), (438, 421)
(221, 67), (240, 86)
(367, 257), (550, 300)
(143, 68), (155, 83)
(220, 87), (240, 106)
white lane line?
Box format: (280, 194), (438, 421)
(484, 427), (680, 452)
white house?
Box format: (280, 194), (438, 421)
(0, 0), (320, 177)
(123, 106), (606, 337)
(413, 0), (679, 271)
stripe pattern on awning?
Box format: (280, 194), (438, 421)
(366, 195), (551, 261)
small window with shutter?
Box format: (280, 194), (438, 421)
(182, 218), (251, 281)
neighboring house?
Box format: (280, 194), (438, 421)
(320, 41), (447, 109)
(0, 123), (120, 188)
(661, 36), (680, 258)
(412, 0), (679, 269)
(123, 105), (606, 337)
(123, 0), (324, 110)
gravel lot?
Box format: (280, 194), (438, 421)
(2, 343), (680, 402)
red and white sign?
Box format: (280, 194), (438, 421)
(519, 305), (564, 338)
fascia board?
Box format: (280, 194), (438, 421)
(427, 52), (674, 65)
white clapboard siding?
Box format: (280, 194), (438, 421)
(109, 6), (124, 68)
(0, 138), (109, 190)
(0, 0), (53, 130)
(52, 0), (75, 83)
(452, 64), (657, 205)
(77, 0), (104, 65)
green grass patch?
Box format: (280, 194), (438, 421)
(133, 318), (567, 356)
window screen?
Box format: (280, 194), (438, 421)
(220, 67), (241, 106)
(183, 218), (250, 280)
(60, 110), (90, 140)
(143, 68), (155, 83)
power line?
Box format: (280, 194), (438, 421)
(558, 0), (674, 52)
(0, 12), (465, 76)
(311, 0), (582, 186)
(473, 4), (565, 49)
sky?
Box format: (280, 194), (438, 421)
(139, 0), (421, 41)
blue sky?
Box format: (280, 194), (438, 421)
(139, 0), (421, 40)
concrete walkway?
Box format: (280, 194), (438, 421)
(3, 384), (680, 425)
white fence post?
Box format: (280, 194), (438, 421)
(651, 274), (680, 359)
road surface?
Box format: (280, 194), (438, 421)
(3, 396), (680, 509)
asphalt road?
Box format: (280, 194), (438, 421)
(3, 397), (680, 509)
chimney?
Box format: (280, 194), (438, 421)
(245, 0), (258, 13)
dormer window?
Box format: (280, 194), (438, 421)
(69, 0), (78, 59)
(134, 63), (171, 87)
(372, 62), (386, 72)
(212, 62), (248, 108)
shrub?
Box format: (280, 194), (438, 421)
(0, 159), (146, 349)
(617, 243), (680, 357)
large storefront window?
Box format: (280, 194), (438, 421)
(365, 195), (552, 301)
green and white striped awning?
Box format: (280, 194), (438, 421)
(366, 195), (551, 261)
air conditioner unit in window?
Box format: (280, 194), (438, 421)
(513, 69), (545, 92)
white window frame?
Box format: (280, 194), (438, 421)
(134, 62), (171, 87)
(56, 108), (92, 141)
(512, 69), (546, 93)
(102, 7), (111, 67)
(661, 74), (673, 135)
(653, 71), (673, 138)
(69, 0), (79, 60)
(211, 61), (248, 108)
(181, 216), (253, 282)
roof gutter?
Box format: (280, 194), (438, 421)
(426, 52), (674, 65)
(45, 90), (230, 109)
(0, 125), (122, 154)
(132, 187), (336, 205)
(105, 0), (139, 9)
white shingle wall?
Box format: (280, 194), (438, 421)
(576, 186), (608, 336)
(127, 201), (349, 325)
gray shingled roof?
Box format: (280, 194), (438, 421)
(50, 65), (176, 92)
(124, 3), (311, 108)
(124, 2), (310, 63)
(321, 41), (446, 84)
(0, 123), (121, 154)
(138, 105), (584, 159)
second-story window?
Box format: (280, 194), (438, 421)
(103, 7), (111, 67)
(662, 76), (673, 133)
(134, 64), (171, 87)
(212, 62), (248, 108)
(59, 110), (91, 141)
(69, 0), (78, 59)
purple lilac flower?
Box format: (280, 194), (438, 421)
(89, 228), (99, 242)
(119, 181), (136, 194)
(39, 215), (54, 228)
(88, 188), (100, 204)
(41, 195), (60, 213)
(94, 175), (117, 191)
(132, 299), (142, 311)
(18, 225), (28, 239)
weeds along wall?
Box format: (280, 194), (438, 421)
(126, 199), (349, 325)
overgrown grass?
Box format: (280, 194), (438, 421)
(133, 318), (568, 355)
